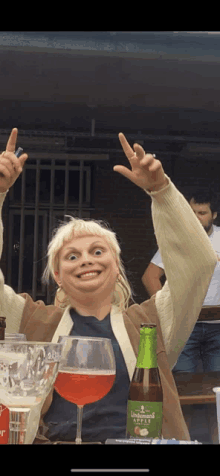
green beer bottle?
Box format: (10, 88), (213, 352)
(126, 323), (163, 439)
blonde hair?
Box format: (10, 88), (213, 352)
(42, 216), (133, 311)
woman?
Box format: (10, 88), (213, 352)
(0, 129), (217, 443)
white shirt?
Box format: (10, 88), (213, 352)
(151, 224), (220, 320)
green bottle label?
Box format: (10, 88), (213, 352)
(136, 326), (157, 369)
(126, 400), (163, 438)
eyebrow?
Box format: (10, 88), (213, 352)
(64, 241), (106, 253)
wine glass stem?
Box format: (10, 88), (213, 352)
(75, 405), (84, 444)
(8, 408), (30, 444)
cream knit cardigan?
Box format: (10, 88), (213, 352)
(0, 175), (217, 370)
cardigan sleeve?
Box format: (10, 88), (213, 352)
(145, 176), (217, 369)
(0, 191), (25, 332)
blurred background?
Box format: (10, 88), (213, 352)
(1, 31), (220, 304)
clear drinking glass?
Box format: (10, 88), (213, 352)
(54, 336), (116, 444)
(0, 341), (63, 444)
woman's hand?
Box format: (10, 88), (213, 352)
(114, 132), (168, 192)
(0, 128), (28, 193)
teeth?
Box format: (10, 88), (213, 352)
(80, 272), (99, 278)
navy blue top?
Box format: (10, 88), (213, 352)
(44, 309), (130, 442)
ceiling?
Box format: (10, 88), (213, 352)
(0, 31), (220, 138)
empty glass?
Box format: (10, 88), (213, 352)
(0, 341), (63, 444)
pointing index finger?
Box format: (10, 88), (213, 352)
(6, 128), (18, 153)
(118, 133), (136, 160)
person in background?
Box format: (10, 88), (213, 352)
(142, 189), (220, 374)
(0, 129), (217, 443)
(142, 189), (220, 443)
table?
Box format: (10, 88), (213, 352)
(174, 371), (220, 405)
(173, 371), (220, 443)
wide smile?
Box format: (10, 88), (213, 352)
(77, 270), (102, 280)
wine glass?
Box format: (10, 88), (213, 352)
(0, 334), (27, 443)
(0, 341), (63, 444)
(54, 336), (116, 444)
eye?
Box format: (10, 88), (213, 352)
(94, 249), (103, 256)
(68, 253), (77, 261)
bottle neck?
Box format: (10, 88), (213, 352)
(136, 326), (157, 369)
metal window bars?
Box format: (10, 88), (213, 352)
(7, 158), (92, 304)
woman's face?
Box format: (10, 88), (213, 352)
(56, 234), (119, 300)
